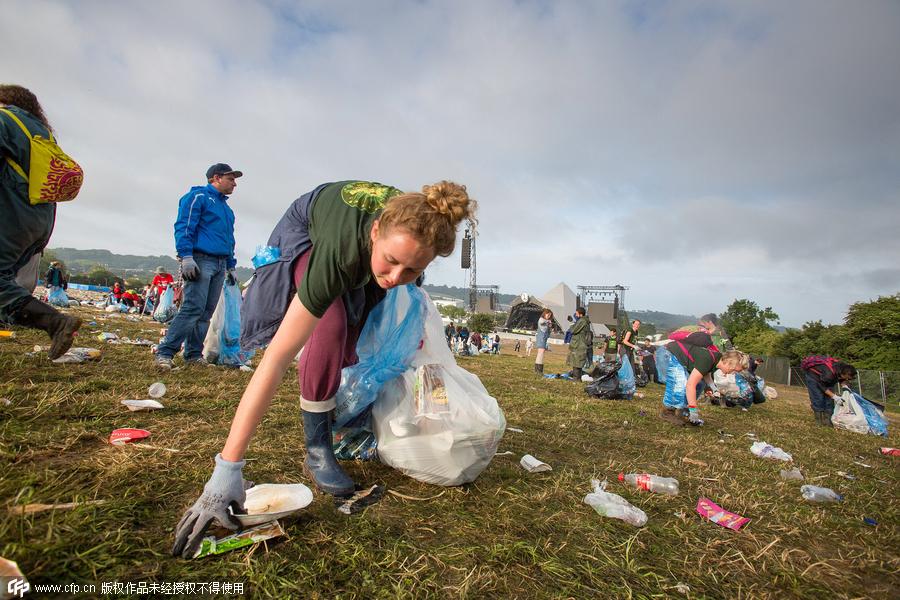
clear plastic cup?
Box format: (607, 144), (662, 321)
(148, 382), (167, 399)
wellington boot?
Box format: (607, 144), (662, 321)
(12, 298), (82, 359)
(534, 363), (544, 375)
(816, 411), (833, 427)
(302, 408), (355, 497)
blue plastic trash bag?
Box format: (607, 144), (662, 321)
(734, 373), (754, 403)
(252, 245), (281, 269)
(852, 392), (889, 437)
(153, 286), (176, 323)
(617, 358), (636, 398)
(756, 376), (766, 392)
(662, 359), (704, 409)
(655, 345), (670, 383)
(218, 281), (251, 366)
(333, 284), (427, 429)
(48, 287), (69, 307)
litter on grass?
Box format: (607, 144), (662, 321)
(108, 428), (151, 445)
(780, 467), (804, 480)
(696, 497), (750, 531)
(336, 485), (385, 515)
(506, 427), (524, 433)
(192, 521), (286, 559)
(148, 382), (167, 398)
(583, 479), (647, 527)
(52, 347), (102, 364)
(233, 484), (313, 527)
(121, 399), (164, 412)
(520, 454), (552, 473)
(836, 471), (857, 480)
(750, 441), (792, 462)
(880, 447), (900, 457)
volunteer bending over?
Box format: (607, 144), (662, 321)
(659, 332), (743, 426)
(172, 180), (475, 558)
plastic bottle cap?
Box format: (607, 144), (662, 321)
(617, 473), (625, 481)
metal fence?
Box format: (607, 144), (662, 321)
(755, 356), (899, 405)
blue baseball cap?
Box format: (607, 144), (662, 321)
(206, 163), (243, 179)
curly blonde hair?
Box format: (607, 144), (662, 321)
(718, 350), (744, 370)
(378, 180), (476, 256)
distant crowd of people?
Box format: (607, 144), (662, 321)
(444, 321), (501, 355)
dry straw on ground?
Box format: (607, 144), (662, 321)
(1, 304), (898, 598)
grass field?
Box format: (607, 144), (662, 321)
(1, 305), (898, 599)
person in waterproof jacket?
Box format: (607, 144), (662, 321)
(156, 163), (240, 369)
(660, 331), (743, 427)
(566, 307), (593, 380)
(0, 85), (81, 358)
(172, 180), (476, 559)
(44, 261), (64, 291)
(801, 357), (857, 427)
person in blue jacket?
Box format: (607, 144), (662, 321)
(156, 163), (240, 368)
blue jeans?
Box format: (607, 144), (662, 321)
(804, 372), (833, 413)
(157, 254), (226, 360)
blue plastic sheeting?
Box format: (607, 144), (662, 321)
(333, 284), (427, 429)
(66, 283), (112, 292)
(852, 392), (889, 436)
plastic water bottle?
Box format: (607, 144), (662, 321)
(780, 467), (804, 480)
(801, 485), (843, 503)
(618, 473), (679, 496)
(584, 480), (647, 526)
(148, 382), (167, 399)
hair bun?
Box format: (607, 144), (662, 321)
(422, 180), (476, 228)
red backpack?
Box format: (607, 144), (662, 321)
(800, 355), (839, 374)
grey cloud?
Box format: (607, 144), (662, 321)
(3, 0), (899, 326)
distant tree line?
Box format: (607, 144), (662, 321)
(723, 295), (899, 371)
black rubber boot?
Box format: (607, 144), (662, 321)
(302, 409), (355, 497)
(572, 367), (583, 380)
(534, 363), (544, 375)
(12, 297), (82, 360)
(815, 411), (833, 427)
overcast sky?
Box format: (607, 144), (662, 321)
(3, 0), (899, 327)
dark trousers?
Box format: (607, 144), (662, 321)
(804, 372), (834, 413)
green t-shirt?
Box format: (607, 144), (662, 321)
(298, 181), (403, 318)
(667, 340), (721, 376)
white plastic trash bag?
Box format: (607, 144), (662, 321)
(833, 390), (888, 436)
(203, 287), (226, 363)
(372, 294), (506, 486)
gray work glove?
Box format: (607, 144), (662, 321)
(171, 454), (246, 559)
(225, 268), (236, 286)
(181, 256), (200, 282)
(688, 408), (704, 426)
